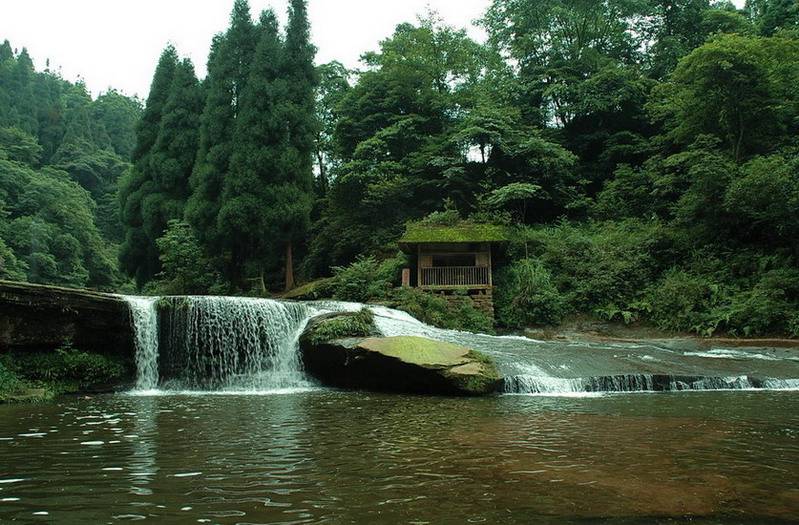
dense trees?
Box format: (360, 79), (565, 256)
(123, 0), (317, 293)
(0, 40), (140, 289)
(308, 0), (799, 336)
(3, 0), (798, 335)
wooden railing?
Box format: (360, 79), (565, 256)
(420, 266), (490, 288)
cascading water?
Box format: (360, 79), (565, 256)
(356, 303), (799, 394)
(159, 296), (314, 391)
(123, 296), (799, 395)
(123, 295), (321, 392)
(125, 296), (160, 391)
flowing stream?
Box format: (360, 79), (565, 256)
(2, 295), (799, 523)
(122, 295), (799, 394)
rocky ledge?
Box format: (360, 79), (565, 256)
(299, 311), (502, 396)
(0, 280), (133, 356)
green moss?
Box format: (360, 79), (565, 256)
(310, 308), (375, 344)
(283, 277), (336, 300)
(359, 336), (471, 366)
(399, 223), (508, 244)
(466, 349), (496, 368)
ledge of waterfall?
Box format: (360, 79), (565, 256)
(0, 279), (133, 355)
(300, 312), (503, 396)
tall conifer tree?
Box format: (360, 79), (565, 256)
(119, 49), (201, 285)
(274, 0), (318, 290)
(186, 0), (258, 263)
(119, 46), (178, 284)
(222, 10), (283, 290)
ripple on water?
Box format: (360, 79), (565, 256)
(2, 391), (799, 523)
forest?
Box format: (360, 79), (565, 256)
(1, 0), (798, 337)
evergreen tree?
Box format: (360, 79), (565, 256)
(275, 0), (318, 289)
(186, 0), (258, 258)
(221, 9), (284, 290)
(130, 46), (178, 163)
(118, 46), (179, 284)
(124, 56), (201, 286)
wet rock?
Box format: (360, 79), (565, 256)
(300, 312), (502, 396)
(0, 280), (134, 357)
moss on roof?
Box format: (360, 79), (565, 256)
(399, 222), (508, 244)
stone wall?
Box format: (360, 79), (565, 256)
(0, 280), (134, 357)
(431, 288), (495, 318)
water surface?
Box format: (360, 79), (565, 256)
(2, 391), (798, 523)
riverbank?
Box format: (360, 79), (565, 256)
(522, 314), (799, 351)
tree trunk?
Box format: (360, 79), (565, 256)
(284, 242), (295, 292)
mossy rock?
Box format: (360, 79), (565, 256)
(300, 314), (502, 396)
(282, 278), (336, 300)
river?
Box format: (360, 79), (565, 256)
(1, 296), (798, 523)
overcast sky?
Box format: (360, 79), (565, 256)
(0, 0), (491, 99)
(1, 0), (746, 100)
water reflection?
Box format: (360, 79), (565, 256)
(127, 396), (158, 498)
(0, 391), (798, 523)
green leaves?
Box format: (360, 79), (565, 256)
(653, 34), (799, 159)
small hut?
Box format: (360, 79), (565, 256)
(398, 222), (508, 317)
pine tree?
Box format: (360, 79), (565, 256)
(118, 46), (180, 285)
(186, 0), (258, 263)
(222, 9), (284, 290)
(275, 0), (318, 290)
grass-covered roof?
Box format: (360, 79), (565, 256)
(399, 222), (508, 245)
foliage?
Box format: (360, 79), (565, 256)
(309, 308), (375, 344)
(0, 345), (127, 401)
(650, 34), (799, 160)
(182, 0), (318, 293)
(148, 220), (224, 295)
(0, 147), (120, 288)
(389, 287), (495, 334)
(331, 254), (404, 302)
(645, 267), (731, 334)
(0, 358), (27, 399)
(494, 258), (567, 327)
(119, 49), (202, 286)
(7, 345), (124, 387)
(2, 2), (799, 338)
(0, 41), (139, 289)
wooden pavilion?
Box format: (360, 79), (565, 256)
(398, 222), (508, 316)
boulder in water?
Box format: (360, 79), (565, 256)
(300, 312), (502, 396)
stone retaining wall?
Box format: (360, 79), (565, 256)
(431, 288), (495, 318)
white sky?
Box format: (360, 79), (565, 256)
(0, 0), (491, 99)
(0, 0), (747, 100)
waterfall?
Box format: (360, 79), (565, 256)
(124, 296), (160, 391)
(123, 295), (319, 392)
(355, 303), (799, 395)
(159, 296), (314, 391)
(121, 296), (799, 395)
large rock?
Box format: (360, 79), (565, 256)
(0, 280), (134, 357)
(300, 313), (502, 396)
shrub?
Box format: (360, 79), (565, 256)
(390, 287), (494, 334)
(151, 220), (224, 295)
(389, 287), (451, 327)
(494, 259), (566, 328)
(645, 269), (732, 335)
(9, 344), (126, 389)
(331, 254), (406, 302)
(310, 308), (375, 344)
(723, 269), (799, 336)
(0, 359), (26, 393)
(504, 220), (662, 323)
